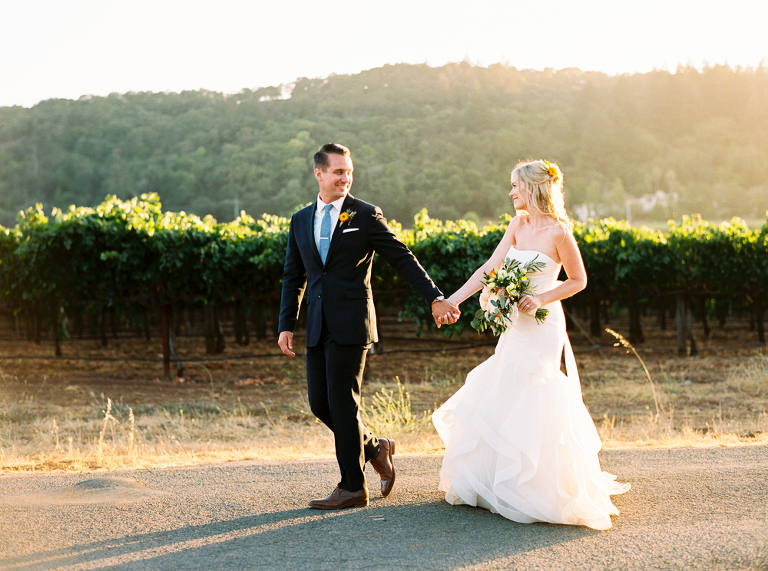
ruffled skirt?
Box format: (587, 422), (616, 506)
(432, 306), (629, 530)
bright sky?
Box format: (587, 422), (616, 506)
(2, 0), (767, 108)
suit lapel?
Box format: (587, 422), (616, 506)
(302, 204), (322, 265)
(325, 195), (354, 265)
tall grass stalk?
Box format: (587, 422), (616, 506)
(605, 328), (662, 417)
(52, 418), (60, 452)
(97, 398), (138, 466)
(97, 398), (112, 466)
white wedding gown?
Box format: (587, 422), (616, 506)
(432, 247), (630, 530)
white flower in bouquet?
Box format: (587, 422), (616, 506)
(479, 287), (491, 311)
(508, 303), (520, 323)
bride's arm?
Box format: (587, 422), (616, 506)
(519, 227), (587, 312)
(446, 219), (517, 307)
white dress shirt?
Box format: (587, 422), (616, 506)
(314, 195), (346, 251)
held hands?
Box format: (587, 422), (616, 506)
(277, 331), (295, 357)
(517, 294), (542, 314)
(432, 299), (461, 328)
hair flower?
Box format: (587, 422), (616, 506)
(544, 160), (557, 178)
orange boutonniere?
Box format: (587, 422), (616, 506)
(339, 209), (356, 226)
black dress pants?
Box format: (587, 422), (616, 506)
(306, 315), (379, 492)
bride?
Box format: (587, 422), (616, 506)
(433, 159), (630, 530)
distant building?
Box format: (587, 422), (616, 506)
(624, 191), (679, 224)
(573, 190), (679, 224)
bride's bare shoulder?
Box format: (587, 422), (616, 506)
(546, 222), (569, 245)
(505, 215), (526, 243)
(508, 214), (528, 231)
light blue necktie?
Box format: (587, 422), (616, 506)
(319, 203), (332, 264)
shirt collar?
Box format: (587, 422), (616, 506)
(316, 195), (346, 213)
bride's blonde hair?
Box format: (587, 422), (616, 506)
(512, 159), (572, 230)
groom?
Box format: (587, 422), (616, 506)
(278, 143), (459, 509)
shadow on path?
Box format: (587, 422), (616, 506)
(1, 500), (595, 571)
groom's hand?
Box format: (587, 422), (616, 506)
(432, 300), (460, 328)
(278, 331), (296, 357)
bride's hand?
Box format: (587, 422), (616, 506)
(518, 295), (542, 314)
(434, 299), (461, 327)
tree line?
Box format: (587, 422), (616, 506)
(1, 62), (767, 228)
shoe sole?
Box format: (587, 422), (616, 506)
(308, 500), (369, 510)
(382, 439), (396, 498)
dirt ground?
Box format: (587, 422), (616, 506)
(1, 307), (766, 436)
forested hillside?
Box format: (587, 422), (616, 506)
(1, 62), (766, 227)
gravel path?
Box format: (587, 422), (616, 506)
(1, 447), (767, 570)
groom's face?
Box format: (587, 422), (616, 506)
(316, 153), (354, 204)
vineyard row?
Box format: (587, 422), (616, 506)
(1, 195), (766, 374)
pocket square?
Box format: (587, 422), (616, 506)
(342, 228), (360, 233)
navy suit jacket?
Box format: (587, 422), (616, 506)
(278, 195), (442, 347)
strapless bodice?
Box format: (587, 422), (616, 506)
(506, 246), (561, 290)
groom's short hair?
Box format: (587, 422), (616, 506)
(314, 143), (351, 171)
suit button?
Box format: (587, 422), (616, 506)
(322, 271), (327, 275)
(318, 294), (322, 298)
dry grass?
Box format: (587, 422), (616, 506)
(588, 348), (768, 448)
(1, 325), (767, 474)
(0, 374), (447, 474)
(0, 393), (337, 473)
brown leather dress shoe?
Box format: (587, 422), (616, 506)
(369, 438), (396, 497)
(308, 487), (369, 510)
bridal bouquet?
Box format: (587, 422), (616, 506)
(470, 256), (549, 336)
